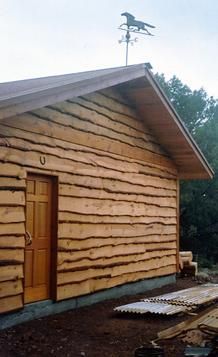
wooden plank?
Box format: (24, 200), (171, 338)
(61, 168), (177, 191)
(83, 92), (139, 121)
(0, 222), (25, 236)
(59, 184), (177, 208)
(0, 145), (177, 190)
(3, 113), (174, 168)
(58, 244), (176, 266)
(58, 222), (177, 240)
(28, 105), (163, 154)
(57, 264), (176, 300)
(59, 174), (177, 197)
(0, 206), (25, 223)
(0, 264), (23, 282)
(99, 264), (176, 290)
(57, 255), (176, 285)
(0, 191), (25, 206)
(1, 134), (177, 184)
(58, 237), (177, 254)
(0, 249), (24, 262)
(0, 235), (25, 248)
(57, 254), (176, 285)
(0, 123), (178, 177)
(60, 98), (152, 139)
(50, 101), (163, 154)
(58, 197), (176, 217)
(0, 133), (177, 183)
(59, 211), (177, 225)
(0, 177), (26, 189)
(0, 163), (26, 179)
(100, 88), (130, 105)
(0, 279), (23, 298)
(58, 248), (177, 272)
(0, 294), (23, 313)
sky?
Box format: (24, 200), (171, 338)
(0, 0), (218, 98)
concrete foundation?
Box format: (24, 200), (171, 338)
(0, 274), (176, 329)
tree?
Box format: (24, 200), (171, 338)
(156, 73), (218, 266)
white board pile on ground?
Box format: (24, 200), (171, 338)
(114, 284), (218, 316)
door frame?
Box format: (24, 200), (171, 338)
(24, 172), (58, 303)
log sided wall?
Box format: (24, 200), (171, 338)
(0, 88), (178, 313)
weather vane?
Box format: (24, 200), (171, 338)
(118, 12), (155, 66)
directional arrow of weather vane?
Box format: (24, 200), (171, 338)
(118, 12), (155, 66)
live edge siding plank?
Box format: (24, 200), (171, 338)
(0, 88), (178, 312)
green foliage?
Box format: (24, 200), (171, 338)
(155, 73), (218, 264)
(198, 256), (213, 269)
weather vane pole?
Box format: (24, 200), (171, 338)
(118, 12), (155, 66)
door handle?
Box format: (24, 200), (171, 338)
(25, 230), (32, 246)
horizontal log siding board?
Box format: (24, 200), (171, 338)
(57, 249), (176, 272)
(0, 249), (24, 262)
(100, 87), (132, 103)
(0, 87), (178, 306)
(0, 223), (25, 236)
(0, 207), (25, 224)
(57, 249), (176, 274)
(66, 97), (153, 140)
(57, 251), (176, 273)
(100, 88), (130, 105)
(2, 112), (174, 168)
(57, 254), (176, 285)
(58, 212), (177, 225)
(59, 184), (177, 207)
(0, 177), (26, 189)
(0, 279), (23, 298)
(0, 236), (25, 249)
(0, 170), (25, 313)
(0, 146), (176, 190)
(59, 174), (176, 197)
(58, 223), (176, 240)
(57, 264), (176, 300)
(57, 245), (176, 266)
(0, 163), (26, 179)
(0, 191), (25, 206)
(59, 198), (176, 217)
(58, 238), (177, 254)
(0, 265), (23, 282)
(50, 99), (163, 155)
(0, 294), (23, 314)
(0, 123), (177, 178)
(83, 91), (141, 124)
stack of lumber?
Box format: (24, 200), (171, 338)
(158, 306), (218, 340)
(179, 251), (198, 276)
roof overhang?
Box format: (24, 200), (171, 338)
(116, 71), (214, 179)
(0, 64), (214, 180)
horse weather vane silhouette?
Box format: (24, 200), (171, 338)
(118, 12), (155, 66)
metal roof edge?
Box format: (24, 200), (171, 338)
(0, 64), (147, 120)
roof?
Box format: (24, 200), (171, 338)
(0, 63), (213, 179)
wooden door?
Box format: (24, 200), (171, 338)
(24, 174), (53, 304)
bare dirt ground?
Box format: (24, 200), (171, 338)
(0, 277), (216, 357)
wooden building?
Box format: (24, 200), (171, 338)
(0, 64), (213, 315)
